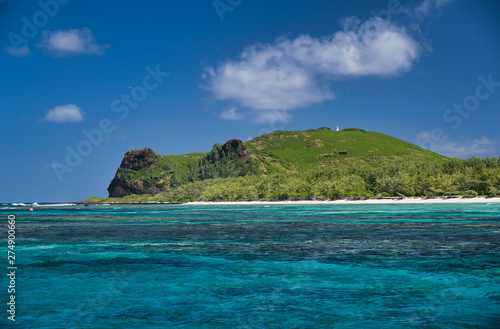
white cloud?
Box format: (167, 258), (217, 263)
(38, 28), (108, 56)
(219, 108), (246, 120)
(4, 45), (31, 57)
(41, 104), (85, 123)
(415, 130), (497, 158)
(205, 17), (420, 117)
(340, 16), (362, 31)
(253, 110), (294, 124)
(413, 0), (453, 18)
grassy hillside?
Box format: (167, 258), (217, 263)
(163, 153), (206, 176)
(114, 152), (204, 182)
(245, 128), (446, 173)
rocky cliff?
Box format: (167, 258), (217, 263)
(221, 139), (249, 161)
(107, 148), (168, 197)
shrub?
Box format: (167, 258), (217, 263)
(269, 192), (289, 201)
(342, 127), (366, 132)
(444, 191), (459, 198)
(424, 191), (435, 198)
(465, 190), (478, 198)
(489, 188), (500, 197)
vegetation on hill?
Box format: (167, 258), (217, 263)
(244, 129), (446, 174)
(98, 128), (500, 203)
(342, 127), (366, 131)
(90, 156), (500, 203)
(171, 139), (259, 187)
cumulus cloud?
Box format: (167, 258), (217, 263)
(415, 130), (497, 158)
(219, 108), (246, 120)
(204, 17), (420, 122)
(41, 104), (85, 123)
(4, 45), (31, 57)
(38, 28), (108, 56)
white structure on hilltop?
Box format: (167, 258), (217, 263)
(336, 125), (339, 131)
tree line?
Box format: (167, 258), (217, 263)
(156, 156), (500, 202)
(170, 142), (258, 188)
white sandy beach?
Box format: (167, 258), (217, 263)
(187, 197), (500, 205)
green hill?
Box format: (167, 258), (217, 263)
(83, 127), (500, 203)
(245, 128), (446, 174)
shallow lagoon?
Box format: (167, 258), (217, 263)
(1, 203), (499, 328)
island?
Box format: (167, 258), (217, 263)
(83, 127), (500, 204)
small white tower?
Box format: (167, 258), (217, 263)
(336, 125), (339, 131)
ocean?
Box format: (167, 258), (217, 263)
(1, 202), (499, 328)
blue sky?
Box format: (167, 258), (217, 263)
(1, 0), (499, 202)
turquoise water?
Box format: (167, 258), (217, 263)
(1, 203), (499, 328)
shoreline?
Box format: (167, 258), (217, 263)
(74, 197), (500, 206)
(187, 197), (500, 205)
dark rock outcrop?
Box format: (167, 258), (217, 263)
(118, 148), (160, 170)
(107, 148), (163, 197)
(221, 139), (249, 162)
